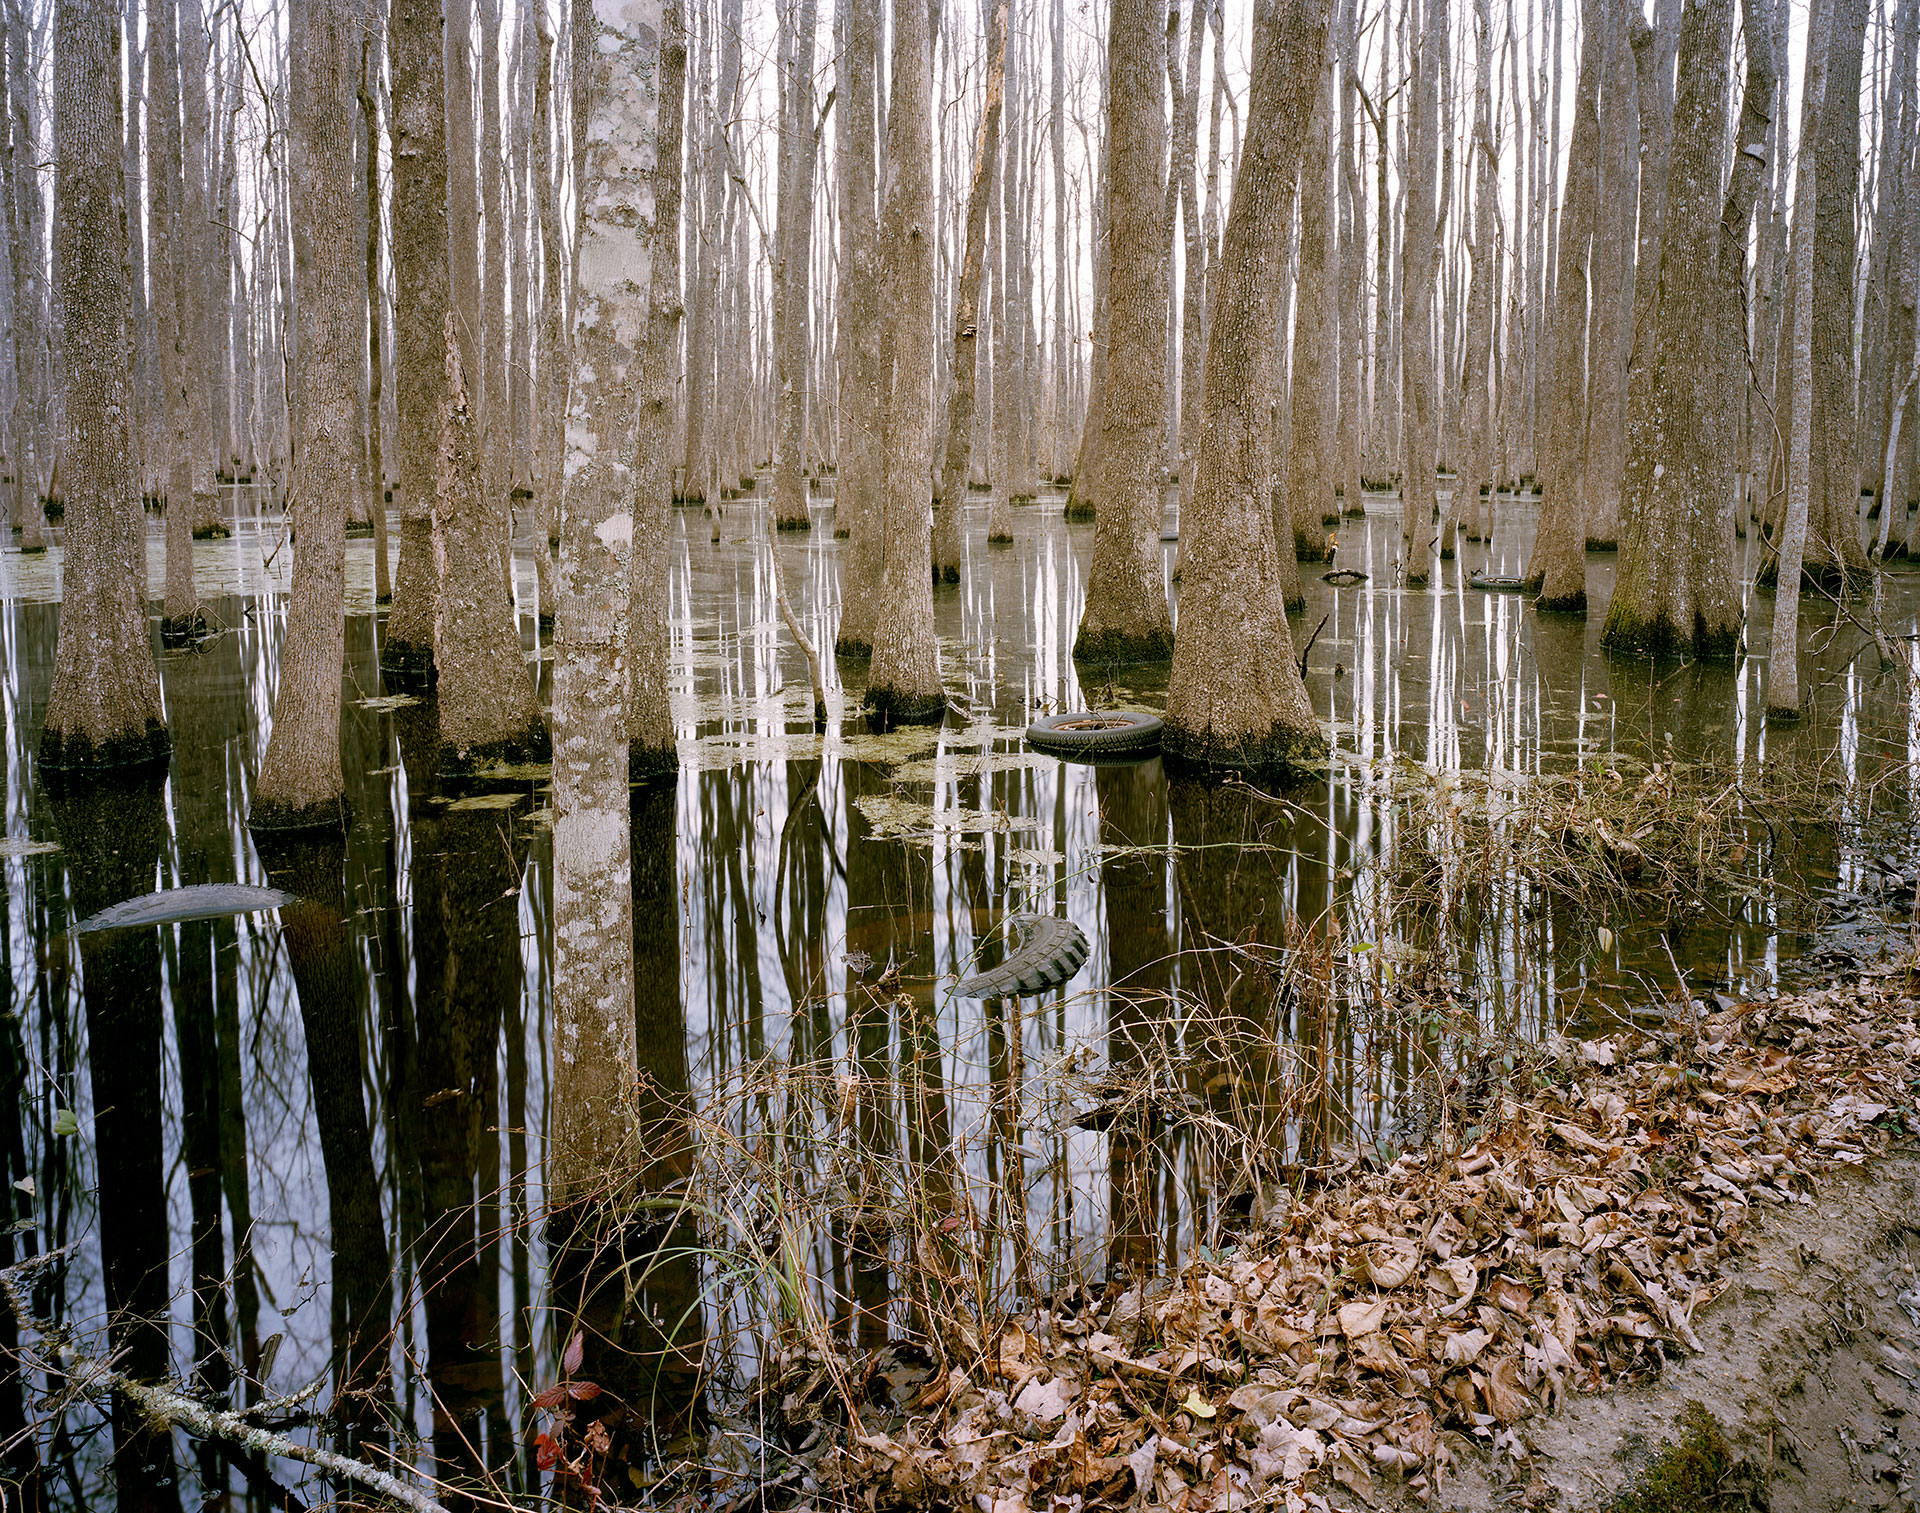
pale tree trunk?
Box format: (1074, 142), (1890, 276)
(151, 0), (195, 626)
(1859, 0), (1914, 494)
(933, 0), (1007, 581)
(1398, 0), (1441, 585)
(1604, 0), (1773, 657)
(1522, 0), (1604, 611)
(42, 0), (169, 774)
(1455, 0), (1495, 543)
(833, 0), (882, 653)
(1801, 0), (1868, 590)
(1172, 0), (1204, 499)
(1283, 46), (1334, 564)
(124, 18), (150, 506)
(480, 0), (509, 572)
(1049, 0), (1068, 477)
(1364, 0), (1396, 485)
(1769, 0), (1829, 718)
(628, 0), (684, 779)
(252, 0), (355, 832)
(773, 0), (818, 532)
(986, 72), (1014, 544)
(384, 0), (453, 682)
(360, 4), (391, 604)
(1074, 0), (1172, 663)
(1581, 2), (1645, 550)
(1745, 0), (1787, 534)
(549, 0), (666, 1218)
(509, 17), (535, 500)
(1065, 101), (1109, 522)
(681, 0), (742, 507)
(1881, 2), (1919, 557)
(1163, 0), (1333, 776)
(3, 0), (46, 544)
(180, 0), (221, 538)
(445, 0), (482, 443)
(1336, 0), (1365, 520)
(863, 0), (945, 722)
(532, 0), (562, 617)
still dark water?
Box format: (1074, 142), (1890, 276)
(4, 484), (1919, 1505)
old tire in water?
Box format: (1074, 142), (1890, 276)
(956, 913), (1090, 999)
(1026, 710), (1162, 759)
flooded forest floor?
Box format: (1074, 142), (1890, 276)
(8, 479), (1920, 1509)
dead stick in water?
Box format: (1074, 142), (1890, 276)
(766, 507), (830, 724)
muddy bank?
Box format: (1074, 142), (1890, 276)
(742, 974), (1920, 1513)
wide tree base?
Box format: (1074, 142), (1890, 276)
(865, 685), (947, 730)
(1161, 718), (1327, 783)
(247, 795), (351, 836)
(1062, 501), (1095, 522)
(628, 740), (679, 785)
(379, 638), (437, 690)
(1754, 557), (1869, 596)
(1599, 606), (1740, 662)
(39, 720), (171, 782)
(834, 635), (872, 659)
(344, 520), (375, 539)
(1535, 588), (1588, 615)
(988, 531), (1014, 544)
(438, 720), (552, 777)
(1072, 625), (1173, 665)
(933, 564), (960, 584)
(1585, 537), (1619, 552)
(191, 526), (231, 541)
(774, 515), (811, 531)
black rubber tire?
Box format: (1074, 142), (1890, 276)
(956, 913), (1090, 999)
(1469, 573), (1534, 594)
(1026, 710), (1163, 758)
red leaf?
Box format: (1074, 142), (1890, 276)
(531, 1384), (569, 1411)
(561, 1329), (585, 1376)
(568, 1380), (603, 1401)
(534, 1432), (560, 1471)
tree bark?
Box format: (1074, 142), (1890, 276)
(180, 0), (221, 538)
(150, 0), (195, 626)
(862, 0), (945, 722)
(932, 0), (1008, 581)
(772, 0), (818, 530)
(42, 0), (169, 774)
(1455, 0), (1496, 543)
(1162, 0), (1333, 777)
(1074, 0), (1173, 663)
(832, 0), (881, 652)
(252, 0), (356, 832)
(1399, 0), (1443, 586)
(1603, 0), (1773, 658)
(1283, 46), (1335, 563)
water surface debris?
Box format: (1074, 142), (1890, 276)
(75, 884), (295, 935)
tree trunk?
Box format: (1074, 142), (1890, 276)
(1336, 0), (1365, 520)
(42, 0), (169, 774)
(932, 0), (1007, 581)
(1769, 0), (1829, 716)
(251, 0), (356, 831)
(384, 0), (452, 682)
(548, 0), (668, 1218)
(773, 0), (818, 530)
(1074, 0), (1173, 663)
(1455, 0), (1496, 543)
(1162, 0), (1333, 777)
(1399, 0), (1442, 586)
(180, 0), (221, 538)
(628, 0), (685, 779)
(1603, 0), (1773, 658)
(862, 0), (945, 722)
(151, 0), (195, 625)
(1283, 46), (1334, 563)
(480, 0), (509, 575)
(1803, 0), (1869, 590)
(532, 0), (561, 617)
(832, 0), (882, 652)
(2, 0), (46, 545)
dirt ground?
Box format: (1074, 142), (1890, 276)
(1398, 1149), (1920, 1512)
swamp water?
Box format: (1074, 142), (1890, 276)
(5, 484), (1920, 1505)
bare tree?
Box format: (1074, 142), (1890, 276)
(772, 0), (818, 530)
(42, 0), (168, 774)
(1282, 45), (1335, 563)
(252, 0), (357, 831)
(863, 0), (945, 721)
(1399, 0), (1442, 585)
(1074, 0), (1173, 663)
(1163, 0), (1333, 775)
(833, 0), (881, 653)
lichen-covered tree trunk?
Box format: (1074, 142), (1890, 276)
(549, 0), (667, 1218)
(1283, 49), (1334, 564)
(863, 0), (944, 722)
(180, 0), (222, 539)
(531, 0), (562, 618)
(1455, 0), (1496, 543)
(1603, 0), (1773, 659)
(480, 0), (510, 580)
(2, 0), (46, 548)
(445, 0), (482, 441)
(42, 0), (168, 775)
(251, 0), (355, 832)
(1522, 0), (1602, 611)
(1163, 0), (1332, 778)
(1581, 3), (1644, 551)
(384, 0), (451, 683)
(772, 0), (817, 531)
(150, 0), (195, 627)
(932, 0), (1007, 581)
(1803, 0), (1868, 590)
(1398, 0), (1441, 586)
(1172, 0), (1205, 499)
(1074, 0), (1173, 664)
(628, 0), (685, 781)
(1769, 0), (1827, 717)
(833, 0), (882, 653)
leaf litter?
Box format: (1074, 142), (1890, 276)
(729, 974), (1920, 1512)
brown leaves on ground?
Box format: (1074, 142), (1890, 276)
(753, 978), (1920, 1511)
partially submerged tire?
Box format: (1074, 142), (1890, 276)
(956, 913), (1089, 999)
(1026, 710), (1163, 759)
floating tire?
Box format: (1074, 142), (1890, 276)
(1469, 573), (1533, 593)
(1026, 710), (1163, 759)
(1321, 568), (1367, 586)
(956, 913), (1090, 999)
